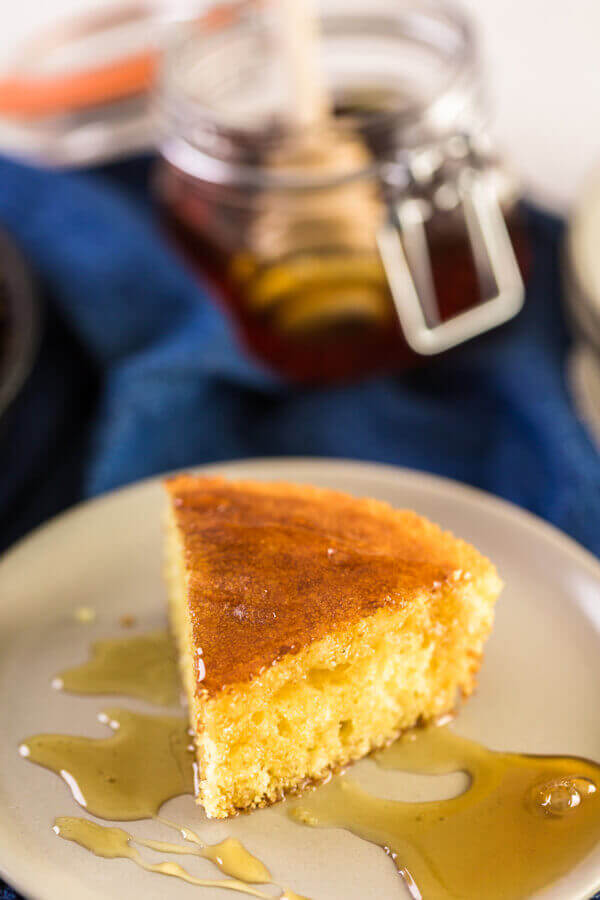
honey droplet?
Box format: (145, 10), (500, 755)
(528, 776), (597, 818)
(74, 607), (96, 624)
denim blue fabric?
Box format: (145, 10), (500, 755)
(0, 154), (598, 900)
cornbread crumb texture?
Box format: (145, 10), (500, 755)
(164, 475), (502, 818)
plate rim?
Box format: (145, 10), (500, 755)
(1, 456), (599, 900)
(2, 456), (599, 580)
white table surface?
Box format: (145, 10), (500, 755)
(1, 0), (599, 212)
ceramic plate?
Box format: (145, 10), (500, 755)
(1, 458), (599, 900)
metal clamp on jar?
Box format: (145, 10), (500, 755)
(378, 141), (525, 356)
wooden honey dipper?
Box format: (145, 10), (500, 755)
(240, 0), (389, 335)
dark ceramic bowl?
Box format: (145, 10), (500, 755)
(0, 229), (39, 422)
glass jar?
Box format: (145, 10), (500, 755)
(154, 0), (529, 382)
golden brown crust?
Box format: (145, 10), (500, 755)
(165, 474), (495, 696)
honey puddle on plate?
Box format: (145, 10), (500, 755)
(20, 708), (193, 820)
(289, 724), (600, 899)
(52, 630), (180, 707)
(19, 630), (600, 899)
(20, 708), (307, 897)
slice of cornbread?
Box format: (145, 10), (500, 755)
(164, 474), (502, 819)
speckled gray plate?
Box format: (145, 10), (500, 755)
(1, 458), (599, 900)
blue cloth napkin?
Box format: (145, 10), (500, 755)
(0, 155), (598, 555)
(0, 154), (599, 900)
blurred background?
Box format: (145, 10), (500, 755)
(0, 0), (598, 565)
(3, 0), (599, 210)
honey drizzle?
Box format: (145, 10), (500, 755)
(52, 817), (272, 898)
(155, 817), (271, 883)
(289, 724), (600, 899)
(52, 630), (180, 707)
(21, 630), (600, 899)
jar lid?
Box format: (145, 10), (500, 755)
(0, 1), (233, 167)
(564, 167), (600, 447)
(0, 0), (483, 169)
